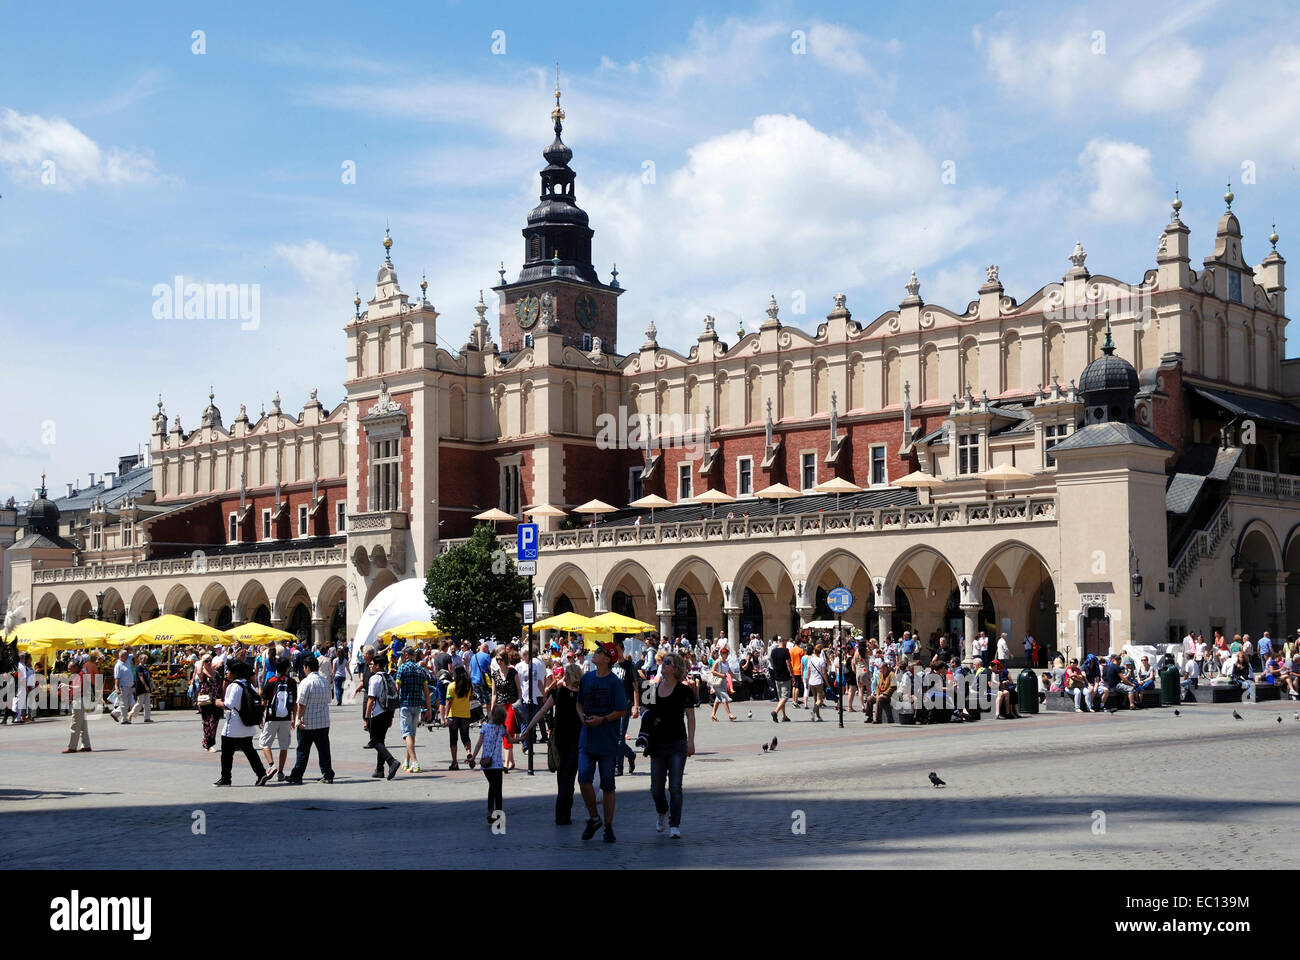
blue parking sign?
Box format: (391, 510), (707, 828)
(517, 523), (539, 562)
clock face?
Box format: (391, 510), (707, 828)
(576, 292), (599, 330)
(515, 295), (540, 329)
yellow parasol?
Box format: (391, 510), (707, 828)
(531, 611), (603, 633)
(380, 619), (444, 641)
(108, 614), (230, 648)
(224, 622), (298, 645)
(590, 611), (656, 634)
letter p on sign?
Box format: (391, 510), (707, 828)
(518, 523), (538, 562)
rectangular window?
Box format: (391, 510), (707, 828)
(958, 433), (980, 475)
(629, 467), (644, 503)
(336, 501), (346, 533)
(737, 457), (753, 496)
(262, 509), (272, 540)
(91, 527), (101, 550)
(1228, 269), (1243, 304)
(122, 524), (133, 547)
(870, 445), (887, 486)
(1044, 423), (1072, 467)
(229, 513), (238, 543)
(499, 462), (522, 515)
(298, 505), (309, 537)
(801, 452), (817, 491)
(678, 462), (692, 501)
(370, 438), (401, 512)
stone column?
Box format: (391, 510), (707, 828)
(312, 618), (328, 649)
(875, 605), (893, 643)
(1265, 573), (1287, 638)
(796, 606), (813, 630)
(658, 611), (672, 641)
(962, 604), (981, 661)
(725, 608), (741, 646)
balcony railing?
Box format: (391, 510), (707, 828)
(1230, 467), (1300, 500)
(437, 495), (1058, 555)
(32, 545), (347, 584)
(1168, 500), (1232, 596)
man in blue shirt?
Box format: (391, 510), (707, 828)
(576, 642), (628, 843)
(470, 643), (492, 707)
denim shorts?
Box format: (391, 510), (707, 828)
(398, 706), (423, 738)
(577, 750), (616, 792)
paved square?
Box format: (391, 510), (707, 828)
(4, 696), (1298, 869)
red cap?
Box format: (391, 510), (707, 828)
(594, 641), (619, 660)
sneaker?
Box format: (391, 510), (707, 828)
(386, 759), (401, 780)
(448, 762), (460, 771)
(403, 762), (410, 772)
(656, 813), (667, 833)
(771, 711), (779, 723)
(213, 779), (231, 787)
(410, 762), (421, 774)
(603, 826), (617, 843)
(143, 719), (154, 723)
(669, 826), (681, 839)
(581, 817), (603, 840)
(256, 772), (273, 786)
(317, 776), (334, 784)
(371, 771), (385, 778)
(284, 777), (303, 785)
(781, 716), (791, 723)
(276, 771), (285, 782)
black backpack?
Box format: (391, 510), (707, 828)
(380, 672), (400, 712)
(235, 680), (264, 727)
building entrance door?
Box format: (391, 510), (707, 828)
(1083, 606), (1110, 658)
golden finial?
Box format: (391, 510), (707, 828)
(551, 62), (565, 124)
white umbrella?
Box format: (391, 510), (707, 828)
(757, 482), (801, 514)
(814, 476), (863, 510)
(980, 462), (1033, 499)
(628, 493), (673, 522)
(574, 499), (617, 525)
(693, 487), (736, 518)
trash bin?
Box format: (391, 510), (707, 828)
(1016, 668), (1038, 714)
(1159, 661), (1181, 706)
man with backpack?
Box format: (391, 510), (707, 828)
(395, 646), (431, 773)
(259, 655), (297, 781)
(364, 653), (402, 780)
(213, 660), (272, 787)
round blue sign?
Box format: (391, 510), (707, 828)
(827, 587), (853, 614)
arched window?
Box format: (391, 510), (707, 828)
(921, 344), (939, 402)
(960, 338), (979, 395)
(746, 368), (761, 423)
(377, 328), (389, 374)
(1002, 332), (1020, 392)
(529, 236), (541, 261)
(715, 373), (730, 426)
(562, 381), (576, 433)
(1045, 325), (1064, 383)
(884, 351), (901, 406)
(356, 332), (367, 378)
(401, 323), (413, 369)
(849, 354), (865, 411)
(780, 363), (795, 419)
(686, 377), (699, 418)
(521, 382), (534, 434)
(449, 384), (466, 438)
(813, 360), (829, 414)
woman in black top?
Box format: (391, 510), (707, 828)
(489, 649), (520, 770)
(646, 652), (696, 838)
(516, 663), (583, 825)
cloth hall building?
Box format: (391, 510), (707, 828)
(9, 99), (1300, 661)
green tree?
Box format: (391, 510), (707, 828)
(425, 523), (529, 644)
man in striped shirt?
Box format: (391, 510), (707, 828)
(285, 655), (334, 784)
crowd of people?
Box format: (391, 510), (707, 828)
(11, 619), (1299, 842)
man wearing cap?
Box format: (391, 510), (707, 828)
(576, 641), (628, 843)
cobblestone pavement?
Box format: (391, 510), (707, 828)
(3, 696), (1298, 869)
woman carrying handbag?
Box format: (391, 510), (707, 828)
(708, 644), (738, 722)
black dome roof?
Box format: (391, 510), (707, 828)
(27, 484), (60, 539)
(1078, 350), (1139, 395)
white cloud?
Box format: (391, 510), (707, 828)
(807, 21), (874, 76)
(584, 113), (1001, 343)
(976, 20), (1203, 115)
(1077, 138), (1160, 222)
(274, 240), (359, 294)
(1188, 43), (1300, 168)
(0, 108), (159, 189)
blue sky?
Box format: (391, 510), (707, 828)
(2, 0), (1298, 501)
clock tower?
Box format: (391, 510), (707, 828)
(493, 71), (623, 354)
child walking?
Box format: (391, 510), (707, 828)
(469, 705), (507, 823)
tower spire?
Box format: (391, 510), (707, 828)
(1101, 308), (1115, 355)
(551, 62), (564, 134)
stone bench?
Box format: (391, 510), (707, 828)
(1211, 684), (1244, 704)
(1255, 683), (1281, 702)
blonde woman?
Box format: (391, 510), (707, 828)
(709, 645), (738, 722)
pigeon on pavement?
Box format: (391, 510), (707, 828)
(769, 736), (778, 753)
(1173, 709), (1180, 716)
(1232, 710), (1243, 720)
(762, 743), (769, 752)
(928, 771), (946, 787)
